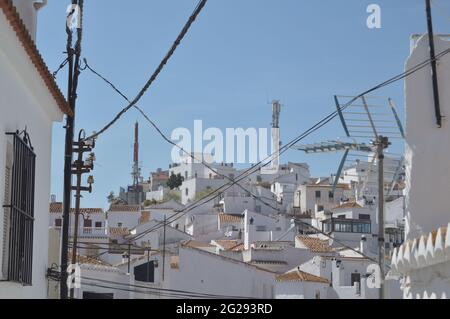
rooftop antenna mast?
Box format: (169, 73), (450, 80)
(291, 94), (405, 300)
(132, 121), (141, 187)
(271, 100), (282, 170)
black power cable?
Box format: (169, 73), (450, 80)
(85, 0), (208, 141)
(122, 47), (450, 246)
(82, 59), (282, 214)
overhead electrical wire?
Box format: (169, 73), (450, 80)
(79, 0), (450, 239)
(80, 281), (236, 299)
(82, 59), (282, 215)
(126, 47), (450, 254)
(81, 276), (256, 299)
(64, 13), (450, 297)
(52, 57), (69, 78)
(74, 0), (450, 274)
(80, 47), (450, 263)
(85, 0), (209, 141)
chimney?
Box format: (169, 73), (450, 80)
(360, 235), (368, 254)
(50, 194), (56, 203)
(12, 0), (47, 42)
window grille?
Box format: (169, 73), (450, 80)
(2, 132), (36, 285)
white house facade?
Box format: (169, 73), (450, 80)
(0, 0), (70, 298)
(390, 34), (450, 299)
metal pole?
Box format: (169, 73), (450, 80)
(162, 215), (166, 282)
(375, 136), (389, 300)
(425, 0), (442, 127)
(128, 243), (131, 274)
(147, 248), (150, 283)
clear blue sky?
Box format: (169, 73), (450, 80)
(36, 0), (449, 209)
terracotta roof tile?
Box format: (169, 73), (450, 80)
(333, 202), (363, 209)
(231, 243), (245, 251)
(139, 211), (151, 224)
(49, 202), (103, 214)
(183, 240), (214, 249)
(109, 227), (130, 237)
(170, 256), (179, 269)
(0, 0), (71, 115)
(67, 251), (110, 266)
(307, 182), (349, 189)
(276, 270), (329, 284)
(213, 240), (241, 250)
(219, 214), (243, 224)
(250, 260), (288, 265)
(296, 236), (333, 253)
(49, 202), (62, 213)
(109, 205), (141, 212)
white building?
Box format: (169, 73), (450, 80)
(180, 177), (227, 205)
(167, 245), (276, 299)
(243, 210), (292, 250)
(49, 202), (107, 238)
(341, 154), (403, 201)
(68, 257), (131, 299)
(219, 183), (280, 216)
(270, 163), (311, 209)
(47, 230), (131, 300)
(185, 213), (221, 240)
(107, 205), (142, 230)
(145, 186), (166, 202)
(293, 178), (349, 217)
(391, 34), (450, 299)
(274, 269), (330, 299)
(129, 219), (192, 251)
(144, 199), (184, 223)
(169, 153), (236, 181)
(217, 213), (243, 239)
(0, 0), (70, 298)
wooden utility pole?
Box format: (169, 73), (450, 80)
(61, 0), (82, 299)
(128, 243), (131, 274)
(162, 215), (167, 282)
(69, 130), (95, 299)
(425, 0), (442, 127)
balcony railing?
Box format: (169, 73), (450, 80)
(292, 207), (312, 218)
(322, 218), (371, 234)
(51, 226), (107, 237)
(82, 227), (107, 235)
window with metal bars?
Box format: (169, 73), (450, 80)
(2, 132), (36, 285)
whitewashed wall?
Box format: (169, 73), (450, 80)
(181, 177), (227, 205)
(168, 246), (276, 299)
(107, 211), (141, 229)
(0, 7), (63, 298)
(275, 281), (328, 299)
(404, 35), (450, 240)
(295, 185), (345, 215)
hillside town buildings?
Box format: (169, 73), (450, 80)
(0, 0), (449, 301)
